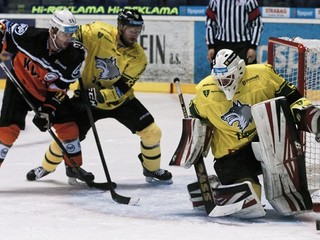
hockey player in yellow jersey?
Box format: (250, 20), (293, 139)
(27, 8), (173, 184)
(184, 49), (320, 217)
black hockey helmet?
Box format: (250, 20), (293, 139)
(117, 8), (144, 27)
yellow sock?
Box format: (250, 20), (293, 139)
(41, 140), (63, 172)
(137, 123), (162, 171)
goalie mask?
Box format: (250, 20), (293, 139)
(211, 49), (246, 100)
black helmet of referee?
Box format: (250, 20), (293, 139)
(117, 8), (144, 27)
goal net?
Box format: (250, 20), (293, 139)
(268, 37), (320, 192)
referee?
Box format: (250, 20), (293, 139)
(205, 0), (263, 67)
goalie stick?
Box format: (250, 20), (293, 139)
(0, 60), (114, 192)
(173, 77), (216, 214)
(78, 77), (139, 205)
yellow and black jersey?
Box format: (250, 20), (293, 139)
(190, 64), (310, 158)
(0, 20), (85, 108)
(75, 21), (147, 110)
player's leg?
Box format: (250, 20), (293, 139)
(0, 79), (27, 166)
(214, 143), (263, 197)
(26, 99), (94, 182)
(187, 174), (266, 219)
(115, 97), (172, 184)
(27, 121), (94, 182)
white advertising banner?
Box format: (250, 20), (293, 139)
(139, 20), (194, 83)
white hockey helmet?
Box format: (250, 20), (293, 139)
(49, 9), (78, 34)
(211, 49), (246, 100)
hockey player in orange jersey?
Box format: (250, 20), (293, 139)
(0, 9), (96, 183)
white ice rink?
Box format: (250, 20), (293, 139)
(0, 92), (319, 240)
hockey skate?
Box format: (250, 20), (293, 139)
(26, 166), (54, 181)
(65, 165), (95, 185)
(138, 154), (173, 184)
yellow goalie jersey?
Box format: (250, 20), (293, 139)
(189, 64), (311, 158)
(74, 21), (147, 110)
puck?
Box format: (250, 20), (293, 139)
(316, 219), (320, 231)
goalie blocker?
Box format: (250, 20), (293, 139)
(169, 118), (213, 168)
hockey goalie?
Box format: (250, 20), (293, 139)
(171, 49), (320, 219)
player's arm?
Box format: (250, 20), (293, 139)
(246, 0), (263, 48)
(96, 74), (138, 103)
(270, 65), (320, 141)
(96, 50), (147, 104)
(0, 20), (24, 56)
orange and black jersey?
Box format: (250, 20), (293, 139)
(0, 20), (85, 110)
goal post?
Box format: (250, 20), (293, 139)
(268, 37), (320, 193)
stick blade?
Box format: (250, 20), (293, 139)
(128, 197), (140, 206)
(112, 191), (140, 205)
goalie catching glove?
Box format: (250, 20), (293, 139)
(291, 98), (320, 142)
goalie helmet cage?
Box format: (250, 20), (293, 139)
(268, 37), (320, 192)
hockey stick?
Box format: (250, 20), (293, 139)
(0, 60), (111, 191)
(77, 77), (139, 205)
(173, 78), (216, 214)
(173, 78), (189, 118)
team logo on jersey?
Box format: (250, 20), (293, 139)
(44, 72), (59, 82)
(221, 100), (252, 132)
(95, 56), (120, 80)
(203, 89), (210, 97)
(14, 23), (28, 35)
(71, 64), (81, 79)
(97, 31), (104, 39)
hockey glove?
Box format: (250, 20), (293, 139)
(87, 88), (104, 106)
(73, 88), (104, 107)
(32, 106), (55, 132)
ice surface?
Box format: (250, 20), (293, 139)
(0, 92), (319, 240)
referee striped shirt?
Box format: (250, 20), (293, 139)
(206, 0), (263, 49)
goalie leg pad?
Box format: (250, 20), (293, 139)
(187, 175), (220, 211)
(187, 177), (265, 218)
(210, 181), (265, 219)
(251, 97), (313, 215)
(170, 118), (213, 168)
(187, 181), (206, 211)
